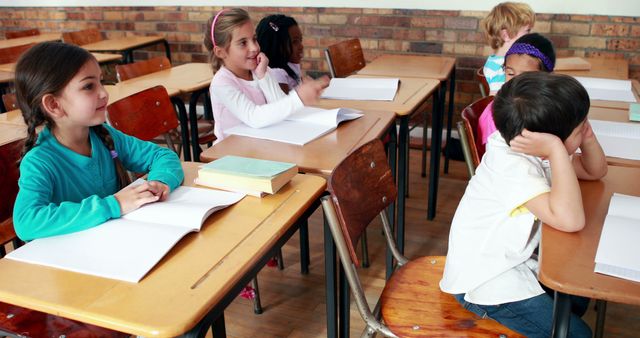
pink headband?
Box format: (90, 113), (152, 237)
(210, 9), (228, 48)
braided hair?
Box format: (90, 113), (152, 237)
(14, 42), (130, 188)
(256, 14), (300, 82)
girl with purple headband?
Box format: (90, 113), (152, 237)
(203, 8), (329, 143)
(478, 33), (556, 147)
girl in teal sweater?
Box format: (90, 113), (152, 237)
(13, 42), (184, 241)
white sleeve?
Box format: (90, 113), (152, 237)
(258, 71), (288, 103)
(212, 80), (304, 129)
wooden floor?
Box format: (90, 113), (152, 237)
(214, 150), (640, 338)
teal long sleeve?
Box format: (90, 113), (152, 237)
(13, 125), (184, 241)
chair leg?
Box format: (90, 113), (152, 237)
(360, 231), (370, 268)
(594, 300), (607, 338)
(421, 107), (428, 178)
(299, 219), (310, 275)
(276, 249), (285, 270)
(251, 278), (263, 315)
(405, 139), (409, 198)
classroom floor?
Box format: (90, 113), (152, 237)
(210, 148), (640, 338)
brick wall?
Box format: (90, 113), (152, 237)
(2, 6), (639, 113)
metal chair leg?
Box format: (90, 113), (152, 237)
(360, 231), (370, 268)
(276, 249), (285, 270)
(251, 278), (263, 315)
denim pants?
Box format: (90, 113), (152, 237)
(454, 292), (592, 338)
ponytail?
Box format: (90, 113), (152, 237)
(91, 125), (131, 189)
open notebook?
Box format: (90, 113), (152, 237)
(225, 106), (363, 145)
(320, 77), (399, 101)
(594, 193), (640, 282)
(573, 77), (637, 102)
(588, 120), (640, 161)
(6, 183), (245, 283)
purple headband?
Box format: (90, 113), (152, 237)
(506, 43), (555, 72)
(210, 9), (228, 48)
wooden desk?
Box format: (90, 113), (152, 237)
(0, 109), (24, 126)
(200, 110), (395, 338)
(0, 123), (26, 146)
(0, 52), (122, 74)
(80, 35), (170, 63)
(0, 33), (61, 49)
(556, 58), (629, 80)
(356, 53), (458, 219)
(0, 162), (326, 337)
(113, 63), (213, 161)
(540, 165), (640, 338)
(318, 76), (439, 260)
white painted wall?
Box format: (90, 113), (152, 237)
(0, 0), (639, 17)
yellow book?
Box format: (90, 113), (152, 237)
(196, 156), (298, 194)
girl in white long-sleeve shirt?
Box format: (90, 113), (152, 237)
(204, 8), (328, 142)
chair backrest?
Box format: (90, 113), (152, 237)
(476, 67), (490, 97)
(2, 93), (18, 111)
(115, 56), (171, 82)
(326, 139), (396, 265)
(0, 43), (35, 65)
(460, 96), (494, 169)
(62, 28), (103, 46)
(456, 121), (476, 177)
(324, 38), (366, 78)
(0, 138), (23, 247)
(5, 28), (40, 39)
(106, 86), (180, 148)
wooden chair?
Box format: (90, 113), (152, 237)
(2, 93), (18, 111)
(62, 28), (103, 46)
(0, 43), (35, 65)
(114, 57), (216, 155)
(476, 67), (490, 97)
(458, 96), (494, 177)
(5, 28), (40, 39)
(0, 139), (129, 338)
(321, 139), (523, 338)
(324, 38), (366, 78)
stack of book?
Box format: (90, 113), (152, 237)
(195, 155), (298, 197)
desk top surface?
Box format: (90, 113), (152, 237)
(540, 165), (640, 305)
(356, 54), (456, 80)
(0, 162), (326, 337)
(0, 33), (62, 49)
(80, 35), (165, 52)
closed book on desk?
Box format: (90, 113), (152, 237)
(320, 77), (400, 101)
(6, 182), (245, 283)
(225, 106), (363, 145)
(594, 193), (640, 282)
(196, 155), (297, 195)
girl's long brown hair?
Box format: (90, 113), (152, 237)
(14, 42), (130, 188)
(203, 8), (251, 71)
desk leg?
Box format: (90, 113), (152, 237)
(188, 89), (208, 162)
(324, 214), (338, 338)
(595, 300), (607, 338)
(211, 314), (227, 338)
(397, 116), (408, 255)
(339, 264), (350, 338)
(444, 66), (456, 174)
(171, 97), (191, 161)
(162, 39), (172, 63)
(299, 219), (310, 275)
(0, 84), (7, 113)
(427, 86), (444, 220)
(386, 124), (397, 280)
(551, 291), (571, 338)
(179, 312), (222, 338)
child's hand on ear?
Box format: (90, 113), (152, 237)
(147, 180), (170, 201)
(296, 76), (330, 106)
(255, 52), (269, 79)
(510, 129), (565, 159)
(580, 120), (597, 146)
(114, 181), (160, 215)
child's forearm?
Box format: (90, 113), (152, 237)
(547, 148), (585, 232)
(576, 138), (608, 180)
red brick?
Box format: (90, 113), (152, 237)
(585, 51), (626, 59)
(305, 25), (331, 36)
(608, 39), (640, 51)
(115, 22), (135, 31)
(177, 22), (202, 33)
(444, 17), (478, 30)
(555, 50), (576, 57)
(331, 26), (361, 37)
(593, 16), (611, 22)
(456, 56), (485, 69)
(591, 24), (630, 37)
(570, 15), (592, 22)
(157, 23), (178, 32)
(553, 14), (571, 21)
(392, 29), (425, 41)
(348, 15), (380, 26)
(166, 12), (187, 21)
(318, 7), (361, 14)
(424, 10), (459, 16)
(410, 17), (443, 28)
(379, 16), (412, 27)
(552, 22), (590, 35)
(535, 14), (553, 20)
(425, 30), (457, 42)
(631, 26), (640, 37)
(409, 42), (443, 54)
(85, 11), (103, 21)
(457, 31), (485, 43)
(361, 27), (393, 39)
(548, 35), (569, 48)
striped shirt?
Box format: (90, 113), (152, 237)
(483, 55), (505, 94)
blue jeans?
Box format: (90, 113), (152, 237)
(454, 292), (592, 338)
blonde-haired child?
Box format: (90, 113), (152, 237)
(482, 2), (535, 94)
(204, 8), (328, 142)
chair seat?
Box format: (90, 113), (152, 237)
(380, 256), (524, 337)
(0, 302), (129, 338)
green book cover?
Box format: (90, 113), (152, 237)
(201, 156), (296, 178)
(629, 103), (640, 122)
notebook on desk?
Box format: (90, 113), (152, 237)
(589, 120), (640, 161)
(573, 77), (637, 102)
(594, 193), (640, 282)
(6, 182), (245, 283)
(225, 106), (362, 145)
(320, 77), (400, 101)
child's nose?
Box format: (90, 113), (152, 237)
(249, 40), (260, 52)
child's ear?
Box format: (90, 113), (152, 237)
(500, 28), (512, 42)
(41, 94), (65, 119)
(213, 45), (227, 60)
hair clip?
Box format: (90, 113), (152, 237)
(110, 150), (118, 159)
(269, 22), (279, 32)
